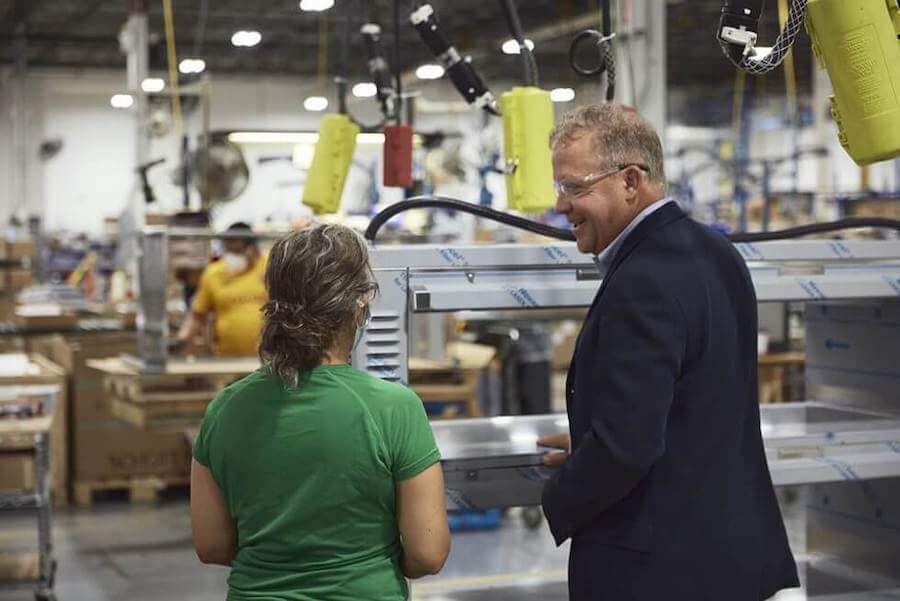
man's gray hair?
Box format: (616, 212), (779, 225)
(550, 103), (666, 185)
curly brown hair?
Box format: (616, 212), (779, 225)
(259, 223), (377, 386)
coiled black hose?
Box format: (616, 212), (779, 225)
(364, 197), (900, 244)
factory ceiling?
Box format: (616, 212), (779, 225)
(0, 0), (813, 115)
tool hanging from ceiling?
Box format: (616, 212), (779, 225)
(568, 0), (616, 102)
(409, 3), (500, 116)
(497, 0), (556, 213)
(302, 0), (361, 215)
(718, 0), (900, 166)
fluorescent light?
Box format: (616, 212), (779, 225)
(179, 58), (206, 74)
(299, 0), (334, 11)
(231, 30), (262, 47)
(227, 131), (389, 145)
(352, 82), (377, 98)
(550, 87), (575, 103)
(303, 96), (328, 111)
(415, 64), (445, 80)
(110, 94), (134, 109)
(502, 38), (534, 55)
(141, 77), (165, 93)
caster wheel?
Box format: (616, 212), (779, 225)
(522, 506), (544, 529)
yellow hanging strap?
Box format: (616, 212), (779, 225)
(162, 0), (183, 141)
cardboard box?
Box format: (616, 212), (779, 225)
(3, 268), (34, 291)
(13, 309), (78, 332)
(5, 239), (36, 260)
(73, 425), (191, 481)
(0, 453), (34, 491)
(0, 294), (15, 321)
(35, 334), (191, 486)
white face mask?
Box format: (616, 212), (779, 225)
(223, 252), (249, 273)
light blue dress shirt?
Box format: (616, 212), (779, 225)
(592, 197), (676, 279)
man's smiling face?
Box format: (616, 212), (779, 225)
(552, 133), (637, 255)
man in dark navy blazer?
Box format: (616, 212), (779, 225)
(539, 104), (799, 601)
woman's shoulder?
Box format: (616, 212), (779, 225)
(205, 370), (280, 416)
(341, 366), (422, 408)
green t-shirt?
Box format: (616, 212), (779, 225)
(193, 365), (441, 601)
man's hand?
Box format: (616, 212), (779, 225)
(538, 433), (571, 468)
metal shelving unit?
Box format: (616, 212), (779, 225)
(0, 385), (60, 601)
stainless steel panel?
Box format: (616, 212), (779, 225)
(434, 403), (900, 510)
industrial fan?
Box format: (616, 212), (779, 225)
(191, 138), (250, 206)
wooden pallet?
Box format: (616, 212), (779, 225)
(72, 475), (190, 507)
(90, 357), (257, 396)
(88, 357), (259, 430)
(111, 395), (210, 430)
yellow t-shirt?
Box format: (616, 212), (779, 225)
(192, 254), (268, 356)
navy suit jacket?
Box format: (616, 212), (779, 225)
(542, 202), (799, 600)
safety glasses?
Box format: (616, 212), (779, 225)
(553, 163), (650, 199)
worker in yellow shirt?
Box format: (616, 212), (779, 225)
(176, 223), (268, 356)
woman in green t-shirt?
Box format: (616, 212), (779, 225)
(190, 223), (450, 601)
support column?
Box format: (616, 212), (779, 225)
(11, 0), (28, 222)
(116, 0), (151, 269)
(623, 0), (666, 135)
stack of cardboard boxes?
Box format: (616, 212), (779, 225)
(34, 335), (192, 505)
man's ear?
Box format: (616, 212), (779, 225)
(624, 167), (641, 195)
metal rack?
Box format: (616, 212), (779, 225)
(0, 384), (60, 601)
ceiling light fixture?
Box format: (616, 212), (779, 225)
(141, 78), (165, 93)
(415, 64), (445, 80)
(550, 87), (575, 103)
(303, 96), (329, 111)
(501, 38), (534, 55)
(299, 0), (334, 11)
(352, 82), (377, 98)
(231, 30), (262, 47)
(178, 58), (206, 74)
(110, 94), (134, 109)
(227, 131), (418, 145)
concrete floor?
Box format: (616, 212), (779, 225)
(1, 489), (898, 600)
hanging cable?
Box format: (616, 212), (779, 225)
(364, 196), (900, 244)
(335, 0), (352, 115)
(718, 0), (808, 75)
(499, 0), (538, 86)
(393, 0), (403, 124)
(365, 197), (574, 242)
(728, 218), (900, 242)
(192, 0), (208, 60)
(335, 0), (386, 129)
(568, 0), (616, 101)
